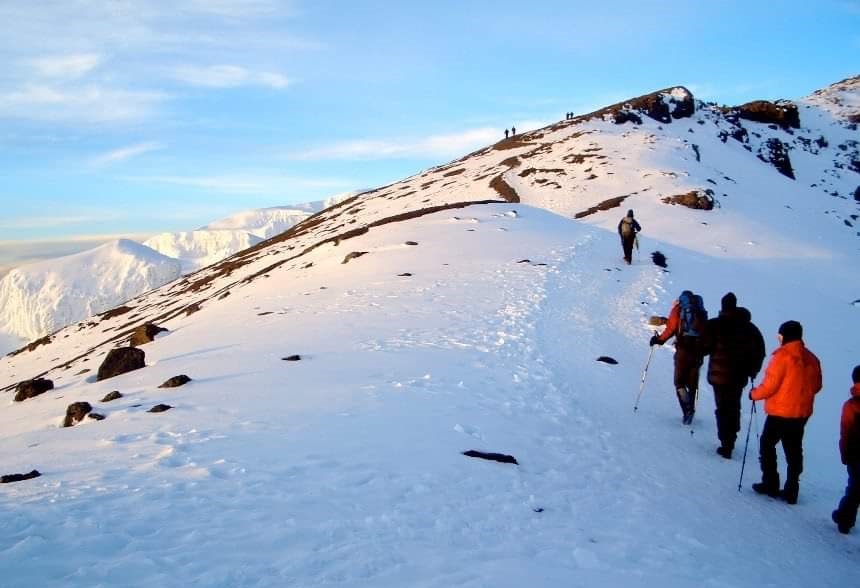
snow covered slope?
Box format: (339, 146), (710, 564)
(0, 239), (182, 343)
(1, 78), (858, 587)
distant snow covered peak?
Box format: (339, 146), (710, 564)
(0, 239), (181, 342)
(144, 230), (263, 272)
(804, 75), (860, 123)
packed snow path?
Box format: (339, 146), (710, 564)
(1, 205), (857, 587)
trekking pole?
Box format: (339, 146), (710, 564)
(738, 398), (756, 492)
(633, 337), (657, 412)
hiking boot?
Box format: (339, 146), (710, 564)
(716, 446), (733, 460)
(780, 483), (799, 505)
(832, 510), (851, 534)
(752, 482), (780, 498)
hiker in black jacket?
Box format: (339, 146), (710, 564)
(617, 209), (641, 264)
(701, 292), (766, 458)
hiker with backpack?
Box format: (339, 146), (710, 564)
(701, 293), (766, 459)
(617, 209), (641, 265)
(832, 365), (860, 534)
(750, 320), (822, 504)
(650, 290), (707, 424)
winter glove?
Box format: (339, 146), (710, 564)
(649, 335), (662, 347)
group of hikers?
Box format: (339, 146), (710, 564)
(624, 210), (859, 535)
(503, 127), (517, 139)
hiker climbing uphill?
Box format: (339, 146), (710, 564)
(650, 291), (707, 425)
(832, 365), (860, 534)
(750, 320), (822, 505)
(617, 210), (641, 265)
(701, 293), (766, 459)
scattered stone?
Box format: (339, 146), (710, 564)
(63, 401), (92, 427)
(517, 259), (531, 264)
(1, 470), (41, 484)
(662, 190), (715, 210)
(257, 311), (274, 316)
(462, 450), (518, 465)
(101, 391), (123, 402)
(184, 303), (201, 316)
(648, 316), (669, 326)
(405, 241), (419, 246)
(758, 138), (795, 179)
(282, 355), (302, 361)
(651, 251), (668, 268)
(148, 404), (172, 413)
(75, 369), (90, 375)
(596, 356), (619, 365)
(87, 413), (106, 421)
(97, 347), (145, 381)
(14, 378), (54, 402)
(397, 272), (413, 277)
(342, 251), (368, 264)
(533, 507), (545, 513)
(158, 375), (192, 388)
(129, 323), (168, 346)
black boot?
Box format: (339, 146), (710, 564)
(832, 510), (851, 534)
(716, 446), (733, 459)
(752, 474), (780, 498)
(781, 481), (799, 505)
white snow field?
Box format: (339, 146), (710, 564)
(1, 78), (858, 587)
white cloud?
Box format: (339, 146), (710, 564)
(30, 53), (101, 78)
(0, 213), (125, 230)
(171, 65), (289, 89)
(91, 142), (164, 166)
(0, 85), (166, 124)
(184, 0), (283, 17)
(131, 173), (353, 194)
(294, 127), (501, 161)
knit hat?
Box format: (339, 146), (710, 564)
(778, 320), (803, 344)
(853, 365), (860, 384)
(627, 209), (634, 218)
(721, 292), (737, 312)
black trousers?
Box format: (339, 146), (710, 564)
(713, 384), (743, 449)
(759, 415), (808, 488)
(673, 346), (701, 416)
(620, 235), (635, 263)
(836, 463), (860, 529)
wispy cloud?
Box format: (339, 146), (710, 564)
(91, 142), (164, 166)
(183, 0), (284, 18)
(293, 128), (501, 161)
(170, 65), (289, 89)
(29, 53), (101, 78)
(0, 213), (125, 230)
(130, 173), (353, 194)
(0, 85), (166, 124)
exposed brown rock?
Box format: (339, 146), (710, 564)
(129, 323), (167, 347)
(99, 305), (133, 320)
(148, 404), (172, 413)
(489, 175), (520, 203)
(158, 375), (191, 388)
(63, 402), (92, 427)
(342, 251), (368, 264)
(96, 347), (145, 381)
(661, 190), (715, 210)
(734, 100), (800, 129)
(14, 378), (54, 402)
(101, 391), (123, 402)
(574, 195), (631, 219)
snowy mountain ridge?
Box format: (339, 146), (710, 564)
(1, 77), (858, 587)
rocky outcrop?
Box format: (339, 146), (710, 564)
(735, 100), (800, 130)
(595, 87), (695, 124)
(158, 375), (191, 388)
(97, 347), (145, 381)
(101, 391), (123, 402)
(758, 138), (795, 179)
(63, 402), (92, 427)
(14, 378), (54, 402)
(129, 323), (167, 346)
(661, 190), (715, 210)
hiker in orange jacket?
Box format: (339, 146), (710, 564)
(749, 320), (822, 504)
(832, 365), (860, 534)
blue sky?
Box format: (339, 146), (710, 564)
(0, 0), (857, 266)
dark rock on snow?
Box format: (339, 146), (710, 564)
(13, 378), (54, 402)
(651, 251), (668, 268)
(158, 375), (192, 388)
(129, 323), (167, 346)
(462, 450), (519, 465)
(148, 404), (173, 413)
(63, 402), (92, 427)
(596, 356), (619, 365)
(735, 100), (800, 130)
(282, 355), (302, 361)
(97, 347), (145, 381)
(342, 251), (368, 264)
(1, 470), (41, 484)
(88, 413), (106, 421)
(661, 190), (715, 210)
(405, 241), (419, 246)
(397, 272), (413, 277)
(101, 391), (123, 402)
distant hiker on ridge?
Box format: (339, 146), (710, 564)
(511, 126), (516, 136)
(701, 292), (766, 459)
(650, 290), (708, 425)
(832, 365), (860, 534)
(505, 128), (510, 139)
(750, 320), (822, 505)
(617, 209), (641, 265)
